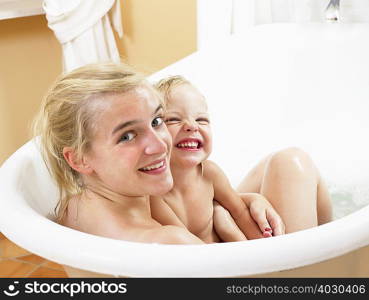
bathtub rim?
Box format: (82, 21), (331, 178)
(1, 139), (369, 277)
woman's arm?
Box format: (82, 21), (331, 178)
(149, 225), (204, 245)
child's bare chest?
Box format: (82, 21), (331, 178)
(165, 180), (215, 239)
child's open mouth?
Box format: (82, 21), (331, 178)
(176, 139), (203, 151)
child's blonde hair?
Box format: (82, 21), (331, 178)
(154, 75), (192, 104)
(33, 62), (157, 222)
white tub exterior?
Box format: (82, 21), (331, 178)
(1, 23), (369, 277)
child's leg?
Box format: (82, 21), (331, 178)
(316, 176), (333, 225)
(237, 147), (332, 233)
(213, 201), (247, 242)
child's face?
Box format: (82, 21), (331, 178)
(164, 84), (212, 168)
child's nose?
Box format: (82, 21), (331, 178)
(183, 120), (199, 132)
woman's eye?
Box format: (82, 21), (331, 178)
(196, 118), (210, 125)
(165, 117), (181, 124)
(152, 116), (164, 128)
(119, 132), (136, 143)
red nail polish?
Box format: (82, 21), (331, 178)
(264, 227), (272, 232)
(263, 232), (272, 238)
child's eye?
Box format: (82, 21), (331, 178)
(119, 131), (136, 143)
(152, 116), (164, 128)
(165, 117), (181, 124)
(196, 118), (210, 125)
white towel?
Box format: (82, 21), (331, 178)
(43, 0), (123, 72)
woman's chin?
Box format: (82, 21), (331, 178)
(150, 177), (174, 196)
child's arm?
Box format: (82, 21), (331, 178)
(204, 160), (264, 239)
(150, 196), (187, 228)
(204, 160), (283, 239)
(213, 200), (247, 242)
(239, 193), (285, 236)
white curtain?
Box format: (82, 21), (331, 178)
(43, 0), (123, 72)
(197, 0), (369, 49)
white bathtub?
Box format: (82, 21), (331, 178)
(1, 23), (369, 277)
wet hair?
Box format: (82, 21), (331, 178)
(154, 75), (192, 104)
(33, 62), (159, 222)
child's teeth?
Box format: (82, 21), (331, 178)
(177, 142), (199, 148)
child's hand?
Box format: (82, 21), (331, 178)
(239, 193), (285, 237)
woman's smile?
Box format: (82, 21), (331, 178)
(139, 158), (168, 174)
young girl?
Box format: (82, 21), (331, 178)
(150, 76), (332, 243)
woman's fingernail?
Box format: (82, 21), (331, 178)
(264, 227), (272, 232)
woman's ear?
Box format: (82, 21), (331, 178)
(63, 147), (93, 175)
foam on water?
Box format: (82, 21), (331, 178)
(329, 182), (369, 219)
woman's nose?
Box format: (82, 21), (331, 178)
(183, 120), (199, 132)
(144, 130), (168, 155)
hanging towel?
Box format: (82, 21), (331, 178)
(43, 0), (123, 72)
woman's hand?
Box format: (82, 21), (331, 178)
(239, 193), (285, 237)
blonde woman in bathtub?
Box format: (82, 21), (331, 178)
(33, 62), (205, 245)
(152, 76), (332, 241)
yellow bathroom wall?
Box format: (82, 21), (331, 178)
(0, 0), (197, 164)
(118, 0), (197, 73)
(0, 15), (62, 165)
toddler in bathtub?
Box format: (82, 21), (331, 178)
(151, 76), (332, 243)
(151, 76), (279, 242)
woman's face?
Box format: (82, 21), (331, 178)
(84, 86), (173, 197)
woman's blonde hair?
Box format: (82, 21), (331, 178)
(33, 62), (153, 222)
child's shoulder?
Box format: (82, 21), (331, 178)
(202, 160), (222, 178)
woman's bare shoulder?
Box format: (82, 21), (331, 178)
(61, 195), (203, 245)
(60, 196), (80, 229)
(145, 226), (204, 245)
